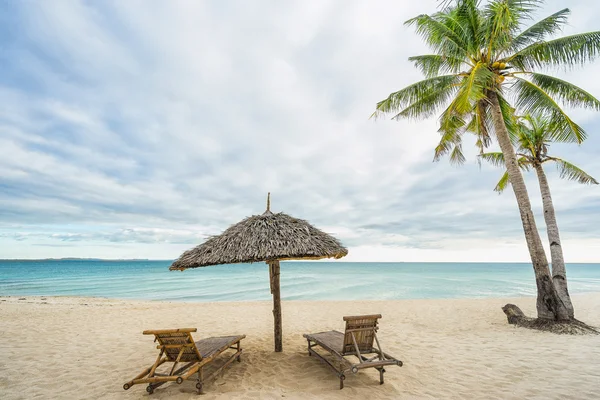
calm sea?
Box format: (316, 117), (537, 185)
(1, 260), (599, 302)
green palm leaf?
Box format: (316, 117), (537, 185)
(508, 8), (570, 52)
(512, 77), (586, 143)
(434, 131), (461, 162)
(495, 170), (511, 192)
(435, 108), (466, 161)
(372, 75), (459, 119)
(452, 0), (482, 55)
(405, 14), (468, 60)
(466, 99), (492, 151)
(438, 101), (469, 135)
(393, 82), (460, 120)
(452, 62), (495, 113)
(375, 0), (598, 176)
(480, 152), (531, 169)
(510, 31), (600, 70)
(483, 0), (537, 57)
(528, 73), (600, 110)
(549, 157), (599, 185)
(479, 152), (505, 167)
(449, 144), (467, 165)
(408, 54), (468, 77)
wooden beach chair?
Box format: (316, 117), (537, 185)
(123, 328), (245, 394)
(303, 314), (402, 389)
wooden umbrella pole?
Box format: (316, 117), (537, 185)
(268, 260), (283, 352)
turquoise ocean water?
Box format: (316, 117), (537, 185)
(1, 260), (599, 302)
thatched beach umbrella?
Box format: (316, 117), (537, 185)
(170, 194), (348, 352)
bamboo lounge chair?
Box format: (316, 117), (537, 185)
(303, 314), (403, 389)
(123, 328), (245, 394)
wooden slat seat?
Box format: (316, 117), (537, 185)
(303, 315), (402, 389)
(196, 335), (245, 358)
(123, 328), (245, 394)
(303, 331), (345, 357)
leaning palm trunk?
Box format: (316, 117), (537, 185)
(375, 0), (600, 325)
(533, 162), (575, 318)
(489, 92), (569, 320)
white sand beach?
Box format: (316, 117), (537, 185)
(1, 294), (599, 400)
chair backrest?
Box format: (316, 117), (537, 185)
(341, 314), (382, 355)
(143, 328), (202, 362)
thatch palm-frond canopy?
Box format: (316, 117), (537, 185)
(169, 194), (348, 352)
(170, 210), (347, 270)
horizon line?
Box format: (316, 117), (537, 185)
(1, 258), (599, 264)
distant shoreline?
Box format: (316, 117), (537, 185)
(2, 259), (600, 264)
(0, 258), (168, 262)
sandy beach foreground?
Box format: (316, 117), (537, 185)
(1, 295), (599, 400)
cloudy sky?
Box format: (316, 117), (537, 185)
(1, 0), (599, 262)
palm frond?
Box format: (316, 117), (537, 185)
(392, 82), (460, 120)
(495, 170), (511, 193)
(434, 123), (463, 162)
(405, 13), (469, 60)
(450, 144), (467, 165)
(453, 0), (484, 56)
(515, 125), (538, 157)
(452, 62), (495, 113)
(479, 151), (505, 167)
(438, 102), (469, 134)
(549, 157), (600, 184)
(483, 0), (538, 57)
(465, 99), (492, 152)
(512, 77), (586, 143)
(372, 75), (460, 119)
(528, 72), (600, 110)
(509, 31), (600, 70)
(439, 4), (478, 57)
(508, 8), (570, 52)
(434, 99), (471, 163)
(408, 54), (468, 77)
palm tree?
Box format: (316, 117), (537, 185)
(373, 0), (600, 320)
(481, 114), (598, 318)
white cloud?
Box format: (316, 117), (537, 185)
(0, 0), (599, 261)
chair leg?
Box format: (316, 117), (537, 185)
(237, 341), (242, 362)
(339, 374), (345, 389)
(196, 367), (204, 395)
(378, 367), (385, 384)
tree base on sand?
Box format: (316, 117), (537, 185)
(502, 304), (599, 335)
